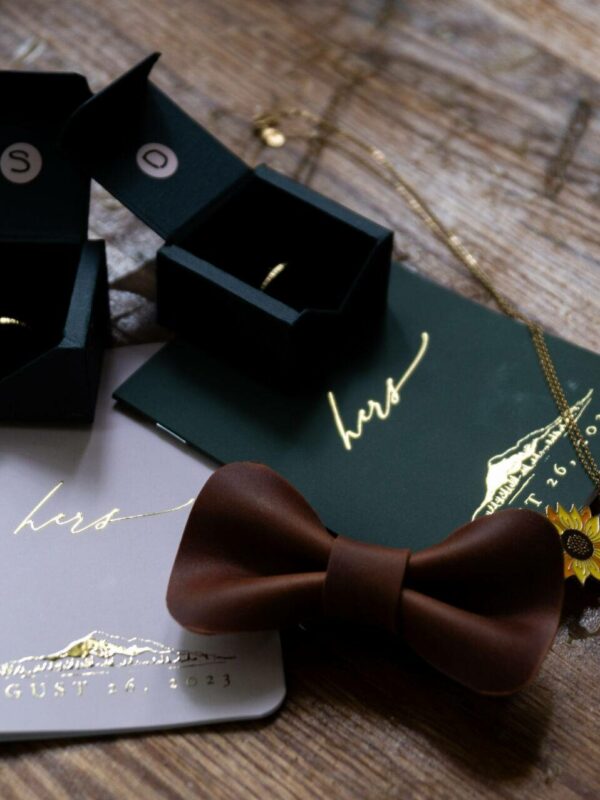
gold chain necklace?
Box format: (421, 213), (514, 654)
(254, 108), (600, 583)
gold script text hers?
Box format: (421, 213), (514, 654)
(328, 332), (429, 451)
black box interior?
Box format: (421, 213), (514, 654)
(179, 172), (376, 313)
(0, 242), (80, 381)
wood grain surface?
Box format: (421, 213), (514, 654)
(1, 1), (600, 798)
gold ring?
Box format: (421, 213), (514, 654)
(260, 262), (287, 292)
(0, 316), (29, 329)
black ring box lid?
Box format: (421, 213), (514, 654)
(0, 69), (108, 421)
(62, 53), (393, 383)
(0, 71), (91, 243)
(62, 53), (250, 241)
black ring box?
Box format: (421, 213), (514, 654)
(0, 70), (108, 422)
(62, 53), (393, 382)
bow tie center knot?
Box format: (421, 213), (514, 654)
(322, 536), (410, 633)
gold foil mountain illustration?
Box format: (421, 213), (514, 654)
(472, 389), (593, 518)
(0, 631), (234, 680)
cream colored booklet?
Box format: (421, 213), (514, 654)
(0, 345), (285, 739)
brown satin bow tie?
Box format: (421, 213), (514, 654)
(167, 462), (564, 695)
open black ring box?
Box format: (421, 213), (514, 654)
(62, 53), (393, 384)
(0, 70), (108, 422)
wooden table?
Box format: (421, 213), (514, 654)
(2, 1), (600, 797)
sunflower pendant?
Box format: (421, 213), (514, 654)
(546, 504), (600, 584)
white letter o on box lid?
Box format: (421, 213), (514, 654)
(136, 143), (179, 179)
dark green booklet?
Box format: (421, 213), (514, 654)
(115, 264), (600, 550)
